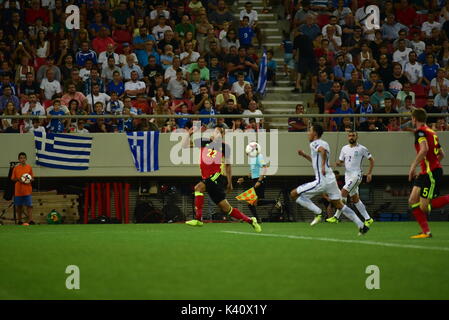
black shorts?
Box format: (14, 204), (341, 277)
(297, 58), (315, 75)
(251, 178), (266, 199)
(203, 174), (228, 205)
(413, 167), (443, 199)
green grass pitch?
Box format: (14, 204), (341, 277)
(1, 221), (448, 300)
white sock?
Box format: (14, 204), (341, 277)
(341, 205), (364, 228)
(354, 200), (371, 220)
(296, 195), (322, 215)
(334, 198), (346, 218)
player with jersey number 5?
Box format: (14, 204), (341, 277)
(326, 131), (375, 227)
(290, 124), (370, 236)
(408, 108), (449, 239)
(11, 152), (35, 226)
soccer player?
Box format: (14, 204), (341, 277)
(408, 108), (449, 238)
(183, 124), (261, 232)
(237, 143), (282, 222)
(11, 152), (35, 225)
(290, 124), (369, 235)
(326, 131), (375, 226)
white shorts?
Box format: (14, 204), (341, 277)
(343, 174), (363, 196)
(296, 178), (341, 200)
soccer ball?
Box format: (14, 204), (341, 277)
(21, 173), (32, 184)
(245, 142), (261, 158)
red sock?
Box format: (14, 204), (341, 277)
(431, 195), (449, 209)
(195, 193), (204, 220)
(229, 207), (252, 223)
(412, 207), (430, 234)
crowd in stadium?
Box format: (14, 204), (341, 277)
(0, 0), (449, 134)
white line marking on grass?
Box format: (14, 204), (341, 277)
(222, 231), (449, 253)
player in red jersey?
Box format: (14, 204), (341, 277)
(408, 108), (449, 239)
(182, 124), (261, 232)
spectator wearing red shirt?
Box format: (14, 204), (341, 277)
(25, 0), (50, 26)
(92, 27), (116, 54)
(395, 0), (417, 28)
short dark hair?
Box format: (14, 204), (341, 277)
(18, 152), (27, 159)
(412, 108), (427, 122)
(312, 124), (324, 138)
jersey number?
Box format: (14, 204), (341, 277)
(207, 149), (217, 158)
(433, 135), (440, 155)
(422, 188), (429, 197)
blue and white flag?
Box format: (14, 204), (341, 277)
(256, 48), (267, 96)
(34, 132), (93, 170)
(126, 131), (159, 172)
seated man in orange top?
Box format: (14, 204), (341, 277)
(11, 152), (35, 225)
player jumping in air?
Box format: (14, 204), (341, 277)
(237, 143), (282, 223)
(408, 108), (449, 239)
(327, 131), (375, 227)
(290, 124), (369, 235)
(183, 124), (262, 232)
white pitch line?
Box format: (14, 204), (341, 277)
(222, 231), (449, 253)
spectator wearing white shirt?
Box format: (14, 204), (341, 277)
(21, 93), (45, 115)
(121, 55), (144, 80)
(403, 51), (423, 85)
(119, 43), (138, 67)
(152, 15), (172, 41)
(180, 41), (200, 69)
(125, 71), (146, 98)
(164, 56), (185, 82)
(102, 57), (123, 82)
(167, 69), (188, 99)
(231, 73), (250, 97)
(434, 85), (449, 111)
(106, 92), (125, 114)
(79, 59), (93, 81)
(323, 25), (341, 53)
(242, 100), (264, 127)
(393, 39), (413, 69)
(28, 119), (46, 134)
(430, 68), (449, 96)
(98, 43), (120, 67)
(322, 15), (342, 37)
(86, 83), (111, 112)
(150, 3), (170, 21)
(40, 69), (62, 101)
(421, 12), (441, 38)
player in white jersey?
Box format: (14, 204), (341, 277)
(326, 131), (375, 226)
(290, 124), (370, 235)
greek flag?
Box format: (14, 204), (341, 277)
(34, 132), (93, 170)
(256, 48), (267, 95)
(126, 131), (159, 172)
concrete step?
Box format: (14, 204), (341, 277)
(233, 13), (275, 18)
(238, 0), (263, 3)
(237, 6), (272, 10)
(267, 86), (295, 92)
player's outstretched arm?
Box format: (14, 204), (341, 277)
(318, 147), (327, 176)
(225, 164), (233, 193)
(181, 127), (195, 149)
(366, 157), (375, 183)
(438, 147), (445, 162)
(297, 149), (312, 162)
(409, 140), (429, 181)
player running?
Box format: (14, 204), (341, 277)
(408, 108), (449, 239)
(237, 142), (282, 223)
(326, 131), (375, 227)
(290, 124), (369, 235)
(183, 124), (261, 232)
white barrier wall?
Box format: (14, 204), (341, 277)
(1, 132), (449, 177)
